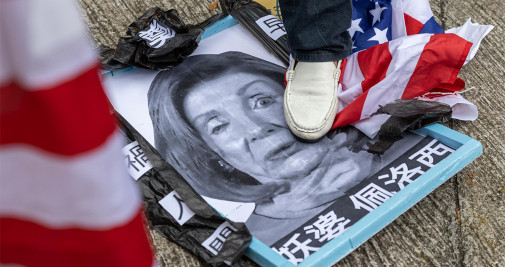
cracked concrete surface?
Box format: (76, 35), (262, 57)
(78, 0), (505, 265)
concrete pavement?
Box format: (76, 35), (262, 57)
(78, 0), (505, 265)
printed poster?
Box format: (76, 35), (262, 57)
(103, 21), (454, 264)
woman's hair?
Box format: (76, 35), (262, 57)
(148, 51), (287, 203)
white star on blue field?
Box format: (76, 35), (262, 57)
(349, 0), (393, 53)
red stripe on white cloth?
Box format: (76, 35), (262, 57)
(333, 33), (473, 137)
(0, 210), (153, 267)
(446, 19), (495, 65)
(404, 13), (424, 35)
(391, 0), (435, 39)
(358, 43), (393, 93)
(345, 36), (424, 135)
(334, 42), (393, 127)
(337, 57), (365, 120)
(0, 132), (141, 228)
(0, 66), (116, 156)
(1, 0), (155, 265)
(401, 34), (472, 99)
(334, 8), (492, 138)
(359, 35), (427, 119)
(402, 0), (434, 24)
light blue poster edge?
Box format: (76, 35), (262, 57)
(103, 15), (483, 267)
(246, 124), (482, 267)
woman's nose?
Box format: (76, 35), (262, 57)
(249, 123), (276, 143)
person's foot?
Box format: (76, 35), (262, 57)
(283, 60), (342, 142)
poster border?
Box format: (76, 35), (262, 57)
(201, 16), (483, 267)
(244, 123), (482, 267)
(105, 15), (483, 267)
(245, 123), (483, 267)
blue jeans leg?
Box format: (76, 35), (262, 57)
(278, 0), (352, 62)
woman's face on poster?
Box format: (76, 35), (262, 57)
(183, 71), (333, 184)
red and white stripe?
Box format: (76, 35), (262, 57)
(391, 0), (438, 38)
(333, 20), (492, 138)
(1, 0), (154, 266)
(402, 0), (436, 35)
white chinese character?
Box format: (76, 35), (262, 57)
(378, 163), (425, 189)
(409, 139), (455, 168)
(272, 233), (319, 265)
(138, 19), (176, 48)
(304, 211), (351, 242)
(350, 183), (396, 212)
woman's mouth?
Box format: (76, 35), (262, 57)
(263, 141), (298, 161)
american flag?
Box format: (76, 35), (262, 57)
(350, 0), (443, 53)
(0, 0), (155, 266)
(331, 0), (493, 137)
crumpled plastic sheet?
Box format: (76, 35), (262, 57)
(221, 0), (290, 65)
(368, 99), (453, 154)
(99, 46), (130, 70)
(116, 112), (252, 266)
(100, 7), (224, 70)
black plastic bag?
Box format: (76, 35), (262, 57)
(116, 112), (252, 266)
(98, 46), (131, 70)
(102, 8), (223, 70)
(368, 99), (452, 154)
(222, 0), (290, 65)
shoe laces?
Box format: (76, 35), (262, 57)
(334, 60), (342, 80)
(286, 70), (295, 82)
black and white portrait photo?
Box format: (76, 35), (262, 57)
(103, 24), (454, 248)
(146, 50), (430, 245)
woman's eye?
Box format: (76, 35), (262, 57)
(206, 117), (228, 135)
(253, 96), (274, 110)
(211, 124), (227, 135)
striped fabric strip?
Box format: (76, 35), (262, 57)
(390, 0), (444, 40)
(334, 1), (492, 138)
(404, 13), (425, 35)
(0, 0), (154, 266)
(401, 0), (444, 36)
(332, 33), (474, 137)
(401, 34), (472, 99)
(402, 0), (437, 26)
(0, 133), (141, 228)
(0, 66), (116, 155)
(1, 211), (153, 267)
